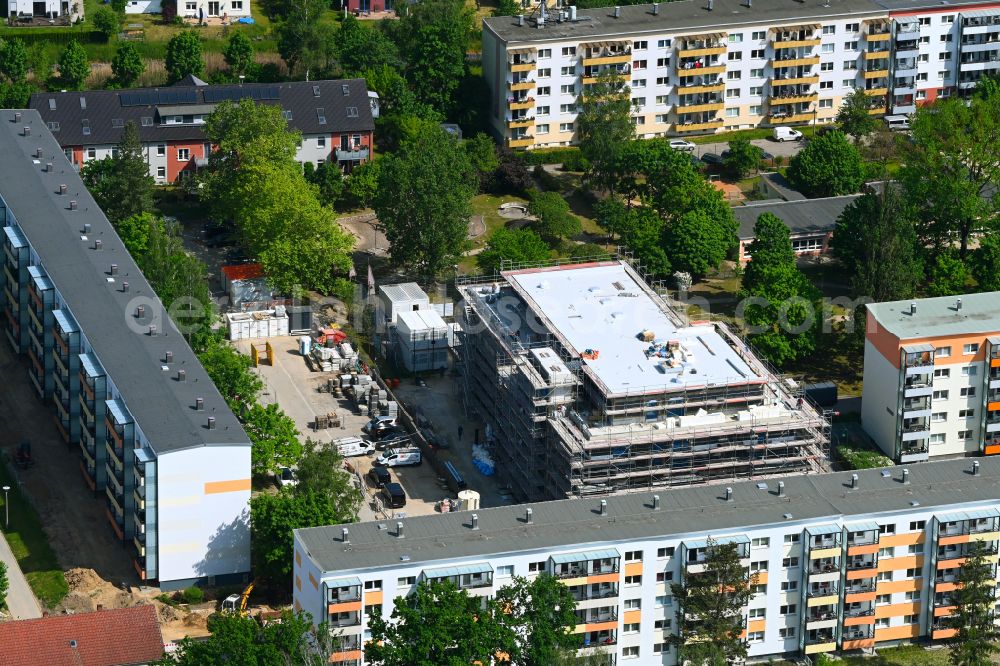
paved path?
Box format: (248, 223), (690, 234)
(694, 137), (805, 159)
(0, 530), (42, 620)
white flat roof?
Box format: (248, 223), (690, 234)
(506, 263), (762, 396)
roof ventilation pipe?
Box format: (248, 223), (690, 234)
(850, 473), (859, 489)
(778, 481), (785, 497)
(652, 494), (661, 510)
(973, 460), (981, 476)
(725, 487), (733, 502)
(613, 5), (620, 17)
(471, 513), (480, 530)
(396, 521), (405, 538)
(652, 2), (659, 13)
(600, 499), (607, 516)
(342, 528), (350, 543)
(525, 507), (533, 523)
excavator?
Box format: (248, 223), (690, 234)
(221, 580), (255, 616)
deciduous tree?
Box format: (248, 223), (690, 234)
(946, 541), (1000, 666)
(157, 609), (317, 665)
(663, 209), (729, 279)
(335, 14), (399, 75)
(926, 251), (970, 297)
(972, 232), (1000, 291)
(576, 70), (634, 192)
(787, 129), (865, 198)
(197, 337), (263, 411)
(529, 191), (581, 242)
(492, 0), (520, 16)
(292, 440), (362, 517)
(493, 574), (579, 666)
(81, 121), (154, 224)
(465, 133), (499, 192)
(0, 561), (8, 611)
(477, 227), (551, 273)
(307, 161), (344, 208)
(223, 31), (254, 78)
(111, 42), (145, 87)
(723, 137), (762, 179)
(345, 159), (381, 208)
(836, 88), (878, 141)
(249, 489), (340, 585)
(0, 38), (28, 82)
(243, 402), (302, 477)
(93, 6), (122, 42)
(491, 147), (533, 195)
(56, 40), (90, 91)
(276, 0), (336, 81)
(165, 31), (203, 84)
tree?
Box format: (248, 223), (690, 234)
(491, 147), (533, 195)
(345, 159), (381, 208)
(223, 31), (254, 78)
(946, 541), (1000, 666)
(159, 610), (317, 665)
(831, 186), (923, 304)
(972, 232), (1000, 291)
(307, 161), (344, 208)
(81, 121), (154, 224)
(836, 88), (878, 141)
(0, 561), (7, 612)
(367, 579), (516, 666)
(165, 31), (203, 84)
(723, 137), (762, 179)
(0, 81), (33, 108)
(362, 65), (429, 119)
(243, 402), (302, 478)
(465, 133), (499, 192)
(276, 0), (333, 80)
(197, 338), (263, 411)
(787, 129), (865, 198)
(115, 212), (156, 258)
(335, 14), (399, 76)
(92, 6), (122, 42)
(741, 213), (796, 292)
(292, 440), (362, 517)
(374, 124), (476, 280)
(670, 539), (758, 666)
(111, 42), (145, 87)
(575, 70), (634, 193)
(493, 575), (578, 666)
(492, 0), (520, 16)
(249, 489), (347, 585)
(661, 209), (729, 279)
(0, 38), (28, 83)
(477, 227), (551, 273)
(529, 191), (581, 242)
(926, 252), (970, 297)
(56, 40), (90, 91)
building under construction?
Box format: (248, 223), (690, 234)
(457, 259), (829, 502)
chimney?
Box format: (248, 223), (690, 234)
(600, 499), (607, 516)
(851, 473), (859, 489)
(35, 147), (43, 158)
(517, 14), (524, 25)
(59, 184), (67, 195)
(22, 126), (30, 136)
(45, 162), (53, 172)
(69, 200), (78, 211)
(725, 486), (733, 502)
(342, 527), (349, 543)
(122, 282), (129, 293)
(196, 397), (204, 411)
(973, 460), (981, 476)
(165, 351), (173, 363)
(14, 112), (21, 122)
(83, 223), (90, 234)
(778, 481), (786, 497)
(148, 324), (157, 336)
(208, 416), (216, 429)
(525, 507), (533, 524)
(910, 302), (917, 315)
(471, 513), (480, 530)
(652, 2), (659, 13)
(653, 494), (661, 510)
(707, 0), (714, 10)
(396, 521), (405, 538)
(94, 239), (102, 251)
(613, 5), (620, 17)
(956, 298), (962, 311)
(178, 369), (186, 382)
(136, 304), (145, 318)
(110, 264), (118, 276)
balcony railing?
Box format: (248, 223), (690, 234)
(570, 584), (620, 601)
(844, 605), (876, 618)
(845, 581), (876, 594)
(808, 584), (839, 597)
(846, 557), (877, 571)
(808, 608), (837, 621)
(810, 560), (841, 574)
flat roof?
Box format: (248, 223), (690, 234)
(484, 0), (988, 43)
(735, 195), (860, 240)
(867, 292), (1000, 340)
(297, 456), (1000, 573)
(0, 110), (248, 453)
(503, 262), (760, 395)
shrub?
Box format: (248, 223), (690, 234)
(182, 586), (205, 604)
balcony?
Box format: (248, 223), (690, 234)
(938, 543), (1000, 561)
(569, 583), (619, 602)
(864, 47), (891, 60)
(808, 583), (839, 599)
(895, 23), (920, 41)
(677, 97), (724, 113)
(553, 551), (620, 581)
(508, 116), (534, 129)
(900, 441), (930, 463)
(807, 605), (837, 622)
(865, 22), (890, 39)
(582, 47), (631, 66)
(675, 117), (724, 132)
(509, 58), (537, 73)
(963, 14), (1000, 31)
(773, 55), (821, 68)
(329, 611), (361, 628)
(580, 629), (617, 648)
(508, 77), (535, 92)
(336, 147), (369, 162)
(676, 78), (725, 93)
(773, 28), (821, 47)
(845, 581), (876, 594)
(844, 602), (875, 618)
(896, 39), (919, 56)
(575, 607), (619, 624)
(507, 135), (534, 149)
(678, 62), (726, 78)
(509, 96), (534, 110)
(678, 38), (728, 58)
(810, 558), (841, 575)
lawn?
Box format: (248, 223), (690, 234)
(459, 193), (530, 274)
(840, 644), (951, 666)
(0, 461), (69, 609)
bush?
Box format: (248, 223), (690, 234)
(560, 151), (591, 173)
(521, 147), (586, 167)
(182, 586), (205, 604)
(837, 445), (893, 470)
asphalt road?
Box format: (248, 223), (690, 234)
(0, 530), (42, 619)
(692, 137), (805, 160)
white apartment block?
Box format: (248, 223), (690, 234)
(481, 0), (1000, 149)
(862, 293), (1000, 464)
(294, 458), (1000, 665)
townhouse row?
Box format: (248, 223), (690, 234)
(482, 0), (1000, 148)
(0, 110), (251, 590)
(293, 457), (1000, 665)
(28, 78), (376, 185)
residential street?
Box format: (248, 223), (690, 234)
(0, 531), (41, 620)
(693, 137), (806, 160)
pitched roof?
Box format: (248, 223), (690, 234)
(28, 78), (374, 147)
(734, 194), (860, 240)
(0, 110), (248, 453)
(0, 605), (164, 666)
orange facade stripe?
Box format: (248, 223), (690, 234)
(985, 444), (1000, 456)
(328, 601), (362, 614)
(989, 401), (1000, 412)
(587, 572), (619, 585)
(878, 533), (924, 548)
(329, 650), (363, 663)
(80, 459), (96, 491)
(582, 620), (618, 633)
(204, 478), (252, 494)
(933, 628), (959, 640)
(747, 619), (766, 633)
(934, 605), (957, 617)
(754, 571), (769, 585)
(844, 615), (876, 627)
(875, 624), (920, 641)
(296, 550), (302, 566)
(875, 601), (921, 619)
(936, 581), (960, 593)
(295, 575), (302, 591)
(843, 638), (875, 650)
(623, 562), (643, 577)
(847, 543), (880, 556)
(365, 590), (384, 606)
(877, 555), (922, 572)
(939, 534), (973, 546)
(876, 578), (922, 594)
(846, 568), (879, 580)
(845, 591), (877, 603)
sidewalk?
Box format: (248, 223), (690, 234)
(0, 530), (42, 620)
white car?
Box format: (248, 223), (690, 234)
(376, 447), (422, 468)
(669, 139), (697, 152)
(773, 126), (803, 142)
(277, 466), (296, 488)
(334, 437), (376, 458)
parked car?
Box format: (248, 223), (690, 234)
(368, 466), (392, 489)
(376, 447), (422, 468)
(369, 423), (406, 441)
(382, 482), (407, 509)
(669, 139), (696, 152)
(773, 126), (803, 142)
(362, 415), (397, 434)
(333, 437), (375, 458)
(884, 115), (911, 132)
(277, 466), (296, 488)
(700, 152), (724, 166)
(372, 433), (410, 451)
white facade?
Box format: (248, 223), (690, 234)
(6, 0), (79, 20)
(125, 0), (251, 17)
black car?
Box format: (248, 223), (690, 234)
(368, 466), (392, 489)
(370, 423), (406, 441)
(700, 152), (724, 166)
(383, 482), (407, 509)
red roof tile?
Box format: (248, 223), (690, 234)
(0, 605), (165, 666)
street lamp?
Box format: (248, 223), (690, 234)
(2, 486), (9, 529)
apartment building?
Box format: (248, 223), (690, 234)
(294, 457), (1000, 665)
(29, 78), (375, 184)
(455, 260), (828, 502)
(482, 0), (1000, 149)
(0, 110), (251, 590)
(862, 292), (1000, 464)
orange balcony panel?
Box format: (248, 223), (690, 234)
(935, 581), (960, 593)
(934, 605), (957, 617)
(747, 619), (767, 633)
(986, 444), (1000, 455)
(864, 50), (890, 60)
(328, 601), (362, 614)
(988, 401), (1000, 412)
(843, 638), (876, 650)
(623, 562), (643, 577)
(772, 75), (820, 86)
(675, 119), (725, 132)
(864, 69), (889, 79)
(623, 610), (641, 624)
(365, 590), (384, 605)
(678, 65), (727, 77)
(330, 650), (363, 663)
(875, 601), (921, 619)
(846, 568), (879, 580)
(775, 38), (822, 47)
(877, 578), (921, 594)
(933, 628), (958, 640)
(583, 620), (618, 633)
(755, 571), (769, 585)
(875, 624), (920, 642)
(507, 137), (534, 149)
(877, 555), (922, 571)
(772, 94), (818, 104)
(844, 615), (877, 627)
(588, 572), (619, 585)
(848, 544), (881, 556)
(509, 98), (534, 110)
(582, 54), (631, 66)
(845, 591), (877, 604)
(939, 557), (969, 570)
(680, 102), (725, 113)
(991, 357), (1000, 368)
(774, 56), (820, 67)
(879, 533), (924, 548)
(509, 81), (535, 92)
(679, 83), (726, 94)
(511, 62), (536, 72)
(939, 534), (972, 546)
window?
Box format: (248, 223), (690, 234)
(657, 39), (671, 48)
(821, 62), (834, 71)
(843, 61), (858, 70)
(964, 343), (980, 354)
(780, 603), (797, 614)
(878, 547), (895, 558)
(823, 25), (836, 34)
(657, 57), (670, 67)
(820, 81), (834, 89)
(656, 77), (669, 85)
(561, 47), (576, 56)
(846, 22), (859, 31)
(726, 107), (739, 117)
(937, 346), (952, 357)
(633, 40), (648, 50)
(934, 368), (950, 378)
(749, 104), (763, 115)
(729, 51), (743, 61)
(496, 565), (514, 577)
(656, 571), (674, 582)
(653, 643), (667, 654)
(959, 408), (975, 418)
(364, 603), (381, 617)
(559, 84), (576, 94)
(622, 647), (639, 659)
(782, 557), (800, 568)
(876, 594), (891, 604)
(658, 547), (675, 558)
(919, 54), (930, 63)
(748, 607), (766, 619)
(932, 412), (947, 423)
(654, 619), (672, 630)
(909, 520), (925, 532)
(316, 136), (326, 148)
(821, 43), (835, 53)
(751, 561), (768, 571)
(906, 568), (923, 579)
(877, 571), (892, 582)
(730, 33), (744, 43)
(931, 433), (946, 444)
(751, 49), (765, 59)
(397, 576), (416, 586)
(939, 52), (953, 61)
(961, 387), (976, 398)
(905, 590), (922, 601)
(916, 90), (927, 100)
(633, 60), (647, 69)
(631, 97), (646, 107)
(940, 34), (954, 43)
(780, 626), (796, 638)
(364, 580), (382, 590)
(845, 41), (859, 50)
(879, 523), (896, 535)
(959, 429), (973, 441)
(750, 68), (765, 77)
(623, 622), (640, 634)
(624, 598), (641, 610)
(231, 0), (243, 9)
(748, 631), (765, 643)
(537, 86), (551, 96)
(918, 16), (930, 25)
(750, 86), (763, 95)
(933, 390), (949, 400)
(876, 618), (890, 628)
(781, 581), (798, 591)
(538, 49), (551, 58)
(537, 68), (551, 77)
(752, 583), (767, 595)
(624, 575), (642, 585)
(727, 71), (741, 80)
(177, 148), (190, 161)
(560, 66), (575, 76)
(819, 99), (833, 108)
(726, 88), (741, 98)
(655, 95), (669, 105)
(537, 105), (550, 115)
(842, 79), (854, 87)
(784, 533), (801, 544)
(86, 147), (96, 159)
(528, 561), (545, 573)
(962, 366), (978, 377)
(535, 123), (549, 134)
(185, 0), (195, 8)
(624, 550), (643, 562)
(156, 166), (166, 179)
(655, 114), (669, 123)
(655, 594), (668, 607)
(560, 103), (577, 113)
(631, 115), (644, 125)
(941, 14), (954, 23)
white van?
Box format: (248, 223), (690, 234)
(376, 447), (422, 467)
(884, 115), (911, 132)
(773, 126), (803, 142)
(334, 437), (376, 458)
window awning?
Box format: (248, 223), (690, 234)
(807, 523), (842, 536)
(325, 576), (361, 589)
(550, 548), (620, 564)
(508, 47), (536, 55)
(845, 521), (879, 533)
(106, 398), (132, 425)
(683, 535), (750, 550)
(902, 343), (935, 354)
(937, 508), (1000, 524)
(423, 562), (493, 579)
(961, 8), (1000, 18)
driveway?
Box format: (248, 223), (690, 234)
(694, 137), (804, 160)
(0, 531), (41, 619)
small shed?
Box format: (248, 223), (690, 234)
(378, 282), (431, 325)
(221, 263), (271, 307)
(395, 309), (450, 373)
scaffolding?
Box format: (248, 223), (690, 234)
(456, 256), (831, 502)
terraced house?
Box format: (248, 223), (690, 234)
(0, 110), (251, 590)
(293, 458), (1000, 665)
(482, 0), (1000, 148)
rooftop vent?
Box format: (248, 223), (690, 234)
(600, 499), (607, 516)
(613, 5), (620, 17)
(778, 481), (785, 497)
(471, 513), (479, 530)
(517, 13), (524, 25)
(82, 222), (90, 233)
(178, 369), (186, 382)
(902, 468), (910, 485)
(13, 112), (21, 122)
(396, 521), (405, 538)
(652, 494), (660, 510)
(122, 281), (129, 293)
(910, 302), (917, 315)
(196, 397), (204, 411)
(165, 351), (173, 363)
(956, 298), (962, 311)
(59, 184), (67, 195)
(973, 460), (981, 476)
(69, 200), (78, 211)
(525, 507), (533, 524)
(110, 264), (118, 276)
(149, 324), (157, 336)
(94, 239), (102, 251)
(35, 147), (43, 158)
(207, 416), (216, 429)
(850, 473), (859, 489)
(707, 0), (714, 11)
(136, 305), (145, 318)
(45, 162), (53, 172)
(725, 486), (733, 502)
(342, 527), (349, 543)
(652, 2), (658, 13)
(22, 126), (30, 137)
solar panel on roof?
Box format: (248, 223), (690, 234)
(202, 86), (280, 103)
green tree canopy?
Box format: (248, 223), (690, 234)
(307, 161), (344, 208)
(223, 31), (255, 78)
(249, 488), (343, 586)
(81, 121), (154, 224)
(56, 40), (90, 91)
(292, 440), (362, 516)
(493, 574), (579, 665)
(926, 251), (970, 297)
(0, 561), (7, 611)
(165, 31), (204, 84)
(197, 337), (263, 411)
(276, 0), (335, 80)
(465, 133), (500, 192)
(157, 610), (318, 665)
(374, 124), (476, 280)
(946, 540), (1000, 666)
(335, 14), (399, 75)
(529, 191), (581, 242)
(663, 209), (730, 279)
(787, 129), (865, 198)
(741, 213), (795, 292)
(345, 158), (381, 208)
(0, 81), (32, 108)
(92, 6), (122, 42)
(723, 137), (763, 179)
(0, 38), (29, 82)
(972, 232), (1000, 291)
(576, 70), (634, 193)
(111, 42), (145, 87)
(477, 227), (551, 273)
(836, 88), (879, 141)
(243, 402), (302, 478)
(492, 0), (520, 15)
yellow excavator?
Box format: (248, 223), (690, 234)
(222, 580), (255, 616)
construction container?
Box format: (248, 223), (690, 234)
(379, 282), (431, 326)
